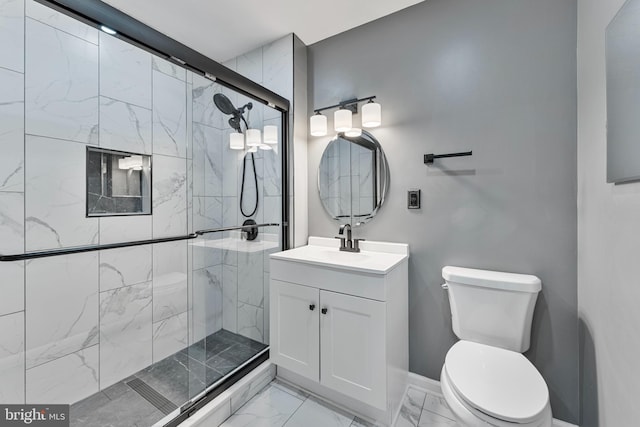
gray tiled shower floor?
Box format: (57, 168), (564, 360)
(70, 329), (267, 427)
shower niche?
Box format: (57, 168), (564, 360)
(86, 147), (152, 216)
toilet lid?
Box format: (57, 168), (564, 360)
(445, 341), (549, 424)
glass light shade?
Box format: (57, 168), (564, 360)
(310, 114), (327, 136)
(362, 101), (381, 127)
(263, 125), (278, 144)
(230, 132), (244, 150)
(259, 144), (273, 151)
(334, 109), (352, 132)
(247, 146), (258, 153)
(118, 155), (143, 170)
(345, 128), (362, 137)
(246, 128), (261, 147)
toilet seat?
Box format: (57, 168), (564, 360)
(442, 341), (551, 426)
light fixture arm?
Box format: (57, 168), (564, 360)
(313, 96), (377, 114)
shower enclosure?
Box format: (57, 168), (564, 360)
(0, 1), (289, 425)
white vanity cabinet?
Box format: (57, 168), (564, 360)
(269, 237), (409, 426)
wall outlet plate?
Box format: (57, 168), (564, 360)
(408, 189), (421, 209)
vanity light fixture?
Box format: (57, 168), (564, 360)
(245, 128), (261, 147)
(310, 112), (328, 136)
(263, 125), (278, 144)
(310, 96), (381, 136)
(230, 132), (244, 150)
(118, 155), (143, 170)
(259, 144), (273, 150)
(334, 108), (353, 132)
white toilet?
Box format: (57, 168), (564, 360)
(440, 266), (552, 427)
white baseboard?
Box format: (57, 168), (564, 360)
(407, 372), (579, 427)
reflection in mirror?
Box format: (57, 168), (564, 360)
(607, 0), (640, 183)
(318, 130), (389, 225)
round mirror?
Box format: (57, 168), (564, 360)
(318, 130), (390, 225)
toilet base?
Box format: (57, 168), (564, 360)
(440, 366), (552, 427)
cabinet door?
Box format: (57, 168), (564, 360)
(270, 280), (320, 381)
(320, 290), (386, 410)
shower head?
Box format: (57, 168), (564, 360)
(213, 93), (237, 115)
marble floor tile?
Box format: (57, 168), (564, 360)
(270, 380), (309, 401)
(284, 397), (354, 427)
(70, 385), (165, 427)
(422, 392), (456, 421)
(395, 387), (427, 427)
(417, 410), (458, 427)
(221, 383), (303, 427)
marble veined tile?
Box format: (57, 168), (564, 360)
(192, 74), (222, 129)
(99, 282), (152, 389)
(422, 392), (456, 421)
(0, 192), (24, 254)
(153, 70), (187, 158)
(193, 196), (222, 231)
(417, 410), (458, 427)
(25, 18), (98, 144)
(237, 47), (263, 84)
(237, 303), (263, 343)
(0, 67), (24, 192)
(0, 312), (25, 404)
(222, 264), (238, 333)
(100, 245), (152, 292)
(222, 129), (241, 198)
(26, 253), (99, 369)
(153, 312), (188, 363)
(26, 345), (99, 405)
(192, 123), (223, 198)
(100, 32), (151, 108)
(99, 97), (152, 154)
(192, 265), (223, 343)
(262, 35), (293, 120)
(26, 0), (98, 44)
(99, 215), (152, 244)
(396, 387), (427, 427)
(221, 383), (302, 427)
(0, 261), (23, 316)
(285, 397), (354, 427)
(152, 154), (187, 238)
(25, 135), (99, 250)
(238, 251), (264, 308)
(153, 240), (188, 322)
(0, 0), (24, 73)
(153, 55), (186, 81)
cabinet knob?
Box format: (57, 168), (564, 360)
(309, 304), (316, 311)
(321, 307), (328, 315)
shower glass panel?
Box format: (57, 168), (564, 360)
(0, 2), (285, 426)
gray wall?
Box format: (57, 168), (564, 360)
(578, 0), (640, 425)
(307, 0), (578, 423)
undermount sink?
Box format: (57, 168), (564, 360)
(270, 236), (408, 275)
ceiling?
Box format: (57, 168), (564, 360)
(100, 0), (425, 62)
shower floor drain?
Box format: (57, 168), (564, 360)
(126, 378), (179, 415)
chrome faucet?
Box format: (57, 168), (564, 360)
(335, 224), (364, 253)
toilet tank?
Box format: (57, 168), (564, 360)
(442, 266), (541, 353)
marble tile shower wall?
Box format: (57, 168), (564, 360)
(0, 0), (284, 406)
(221, 36), (292, 347)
